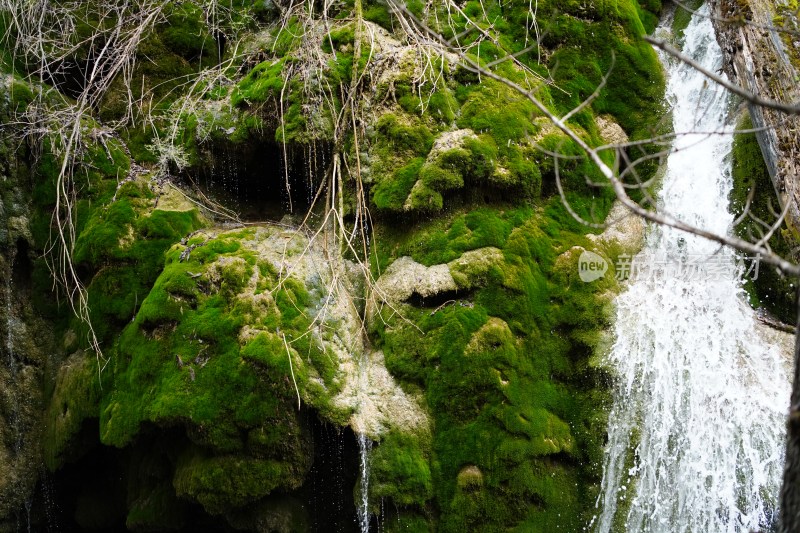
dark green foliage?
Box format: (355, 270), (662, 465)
(43, 352), (102, 470)
(8, 79), (34, 109)
(126, 481), (187, 530)
(173, 447), (291, 514)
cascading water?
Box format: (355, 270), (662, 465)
(355, 354), (373, 533)
(594, 5), (791, 532)
(356, 433), (372, 533)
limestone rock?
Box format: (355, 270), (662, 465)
(426, 129), (478, 161)
(596, 115), (629, 145)
(589, 200), (646, 254)
(448, 247), (504, 289)
(373, 256), (458, 303)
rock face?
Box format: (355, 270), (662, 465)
(0, 77), (52, 532)
(710, 0), (800, 236)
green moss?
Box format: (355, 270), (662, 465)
(72, 177), (204, 344)
(400, 89), (459, 123)
(371, 430), (433, 506)
(672, 0), (704, 42)
(9, 79), (35, 109)
(462, 137), (498, 181)
(538, 133), (615, 223)
(273, 17), (303, 57)
(419, 162), (463, 191)
(43, 352), (101, 470)
(232, 58), (287, 106)
(372, 156), (425, 211)
(126, 482), (186, 531)
(161, 3), (218, 62)
(323, 24), (355, 53)
(363, 2), (393, 30)
(8, 0), (670, 525)
(533, 1), (666, 141)
(457, 79), (539, 145)
(173, 447), (294, 514)
(96, 227), (351, 517)
(406, 180), (444, 211)
(730, 113), (795, 323)
(372, 203), (619, 530)
(375, 114), (434, 157)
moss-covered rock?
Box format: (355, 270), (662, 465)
(730, 111), (796, 323)
(368, 201), (627, 529)
(43, 350), (100, 470)
(0, 76), (59, 528)
(0, 0), (668, 528)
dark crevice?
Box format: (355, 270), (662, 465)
(191, 138), (333, 223)
(406, 289), (467, 309)
(43, 423), (232, 532)
(11, 237), (31, 293)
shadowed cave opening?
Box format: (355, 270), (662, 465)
(32, 415), (369, 532)
(302, 414), (364, 533)
(11, 237), (32, 294)
(192, 139), (332, 223)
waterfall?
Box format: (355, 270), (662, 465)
(354, 346), (373, 533)
(356, 432), (372, 533)
(594, 5), (790, 532)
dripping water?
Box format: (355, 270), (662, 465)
(5, 256), (15, 379)
(4, 251), (22, 458)
(594, 5), (790, 532)
(356, 432), (372, 533)
(5, 244), (33, 533)
(353, 348), (374, 533)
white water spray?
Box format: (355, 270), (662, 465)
(595, 5), (790, 532)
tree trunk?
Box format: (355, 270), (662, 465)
(781, 285), (800, 532)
